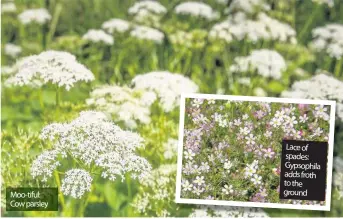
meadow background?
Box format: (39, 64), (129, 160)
(1, 0), (343, 217)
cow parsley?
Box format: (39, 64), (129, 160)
(5, 50), (94, 90)
(281, 72), (343, 120)
(230, 49), (286, 79)
(1, 2), (17, 13)
(210, 13), (296, 44)
(226, 0), (270, 14)
(82, 29), (114, 45)
(130, 25), (164, 43)
(310, 24), (343, 59)
(132, 164), (177, 217)
(174, 2), (219, 20)
(131, 71), (199, 112)
(86, 85), (156, 129)
(61, 169), (92, 199)
(32, 111), (151, 198)
(102, 18), (131, 34)
(4, 43), (22, 58)
(18, 8), (51, 25)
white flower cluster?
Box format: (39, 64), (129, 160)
(163, 138), (178, 160)
(210, 12), (296, 44)
(61, 169), (92, 199)
(128, 1), (166, 20)
(18, 8), (51, 25)
(310, 24), (343, 59)
(1, 65), (16, 76)
(174, 1), (219, 20)
(5, 50), (94, 90)
(281, 73), (343, 120)
(226, 0), (270, 14)
(190, 205), (269, 217)
(86, 85), (156, 129)
(102, 18), (131, 34)
(30, 150), (61, 182)
(130, 25), (164, 44)
(82, 29), (114, 45)
(230, 49), (286, 79)
(1, 2), (16, 13)
(132, 164), (176, 217)
(131, 71), (199, 112)
(32, 111), (151, 197)
(170, 29), (207, 49)
(4, 43), (21, 58)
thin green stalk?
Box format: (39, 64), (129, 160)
(334, 58), (342, 77)
(54, 171), (66, 211)
(298, 4), (321, 42)
(47, 3), (63, 45)
(55, 86), (61, 108)
(126, 176), (132, 216)
(39, 88), (44, 110)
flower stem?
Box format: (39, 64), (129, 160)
(54, 171), (66, 212)
(55, 87), (61, 108)
(334, 58), (342, 77)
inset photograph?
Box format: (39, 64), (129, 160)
(176, 94), (336, 211)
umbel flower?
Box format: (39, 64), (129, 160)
(132, 164), (178, 217)
(128, 1), (166, 19)
(225, 0), (270, 14)
(82, 29), (114, 45)
(230, 49), (286, 80)
(5, 50), (94, 90)
(131, 71), (199, 112)
(310, 23), (343, 59)
(102, 18), (131, 34)
(281, 72), (343, 120)
(31, 111), (151, 198)
(210, 12), (297, 44)
(4, 43), (22, 58)
(174, 1), (219, 20)
(1, 2), (17, 14)
(86, 85), (157, 129)
(18, 8), (51, 25)
(130, 25), (165, 44)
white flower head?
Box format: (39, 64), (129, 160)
(226, 0), (270, 14)
(130, 25), (164, 43)
(174, 1), (219, 20)
(86, 85), (156, 129)
(128, 0), (166, 21)
(163, 138), (178, 160)
(131, 71), (199, 112)
(221, 12), (296, 44)
(102, 18), (131, 33)
(5, 50), (94, 90)
(61, 169), (93, 199)
(18, 8), (51, 25)
(310, 24), (343, 59)
(4, 43), (22, 58)
(30, 150), (61, 182)
(1, 2), (17, 14)
(230, 49), (286, 80)
(39, 111), (151, 182)
(281, 72), (343, 120)
(82, 29), (114, 45)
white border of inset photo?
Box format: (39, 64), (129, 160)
(175, 93), (336, 211)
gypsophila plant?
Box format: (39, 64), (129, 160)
(180, 98), (330, 205)
(82, 29), (114, 45)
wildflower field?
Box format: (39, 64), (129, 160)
(1, 0), (343, 217)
